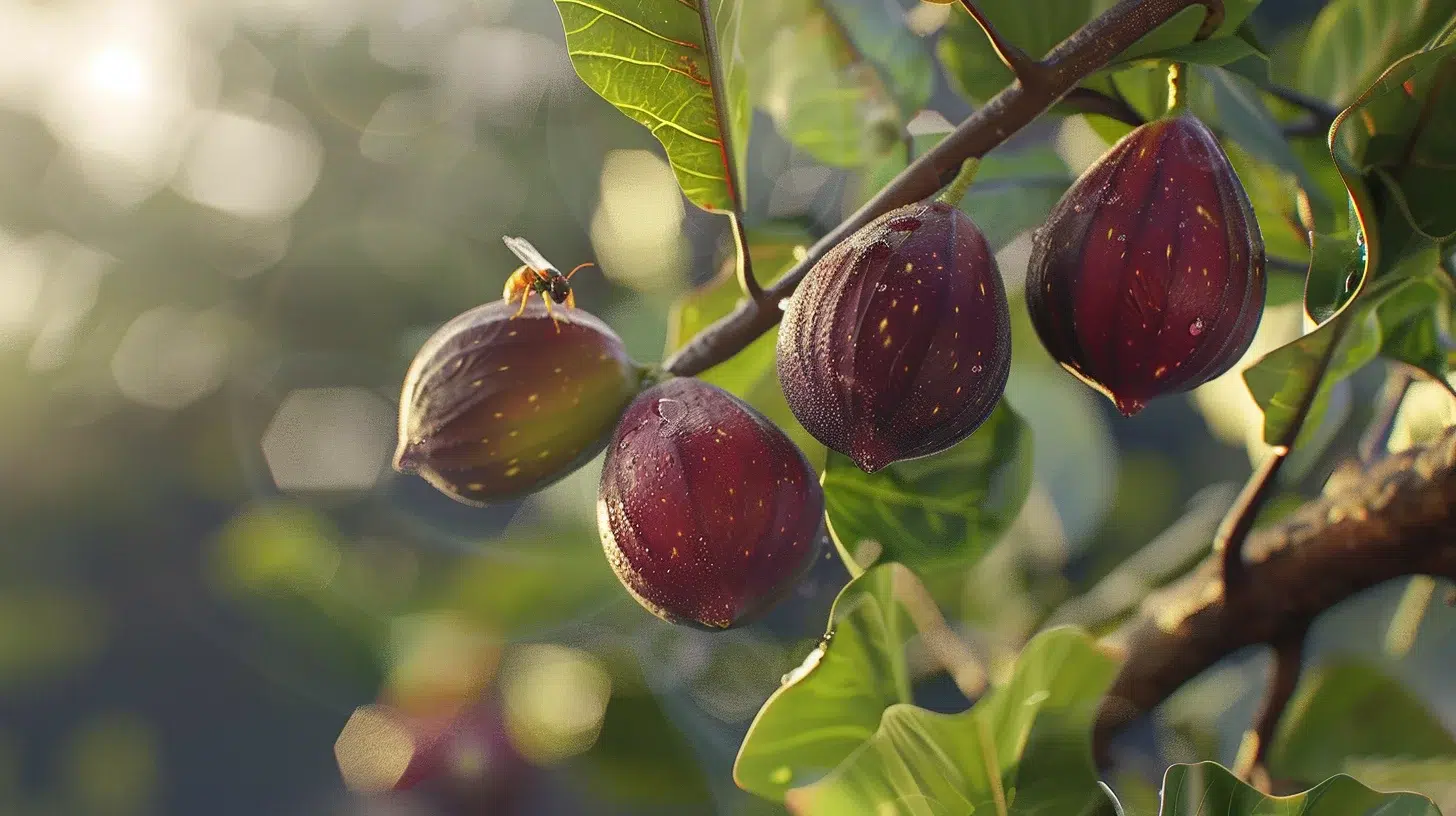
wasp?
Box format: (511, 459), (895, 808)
(501, 235), (595, 331)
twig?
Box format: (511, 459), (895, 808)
(663, 0), (1227, 378)
(1060, 87), (1146, 127)
(1232, 628), (1307, 791)
(696, 0), (759, 301)
(1094, 425), (1456, 762)
(1216, 449), (1287, 590)
(955, 0), (1042, 83)
(1215, 311), (1351, 592)
(1359, 367), (1414, 463)
(1257, 81), (1341, 129)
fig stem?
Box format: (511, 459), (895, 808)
(662, 0), (1227, 380)
(954, 0), (1043, 84)
(935, 158), (982, 208)
(1165, 62), (1187, 115)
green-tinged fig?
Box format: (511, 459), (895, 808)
(395, 300), (644, 504)
(777, 199), (1012, 473)
(1026, 115), (1266, 416)
(597, 378), (824, 630)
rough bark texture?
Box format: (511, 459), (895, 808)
(1095, 426), (1456, 754)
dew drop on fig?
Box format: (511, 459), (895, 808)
(1188, 318), (1205, 337)
(655, 397), (686, 424)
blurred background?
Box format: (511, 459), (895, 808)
(0, 0), (1451, 814)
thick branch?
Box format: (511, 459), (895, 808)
(663, 0), (1224, 377)
(1095, 425), (1456, 758)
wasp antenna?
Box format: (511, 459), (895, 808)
(566, 262), (595, 280)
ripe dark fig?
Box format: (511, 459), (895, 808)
(597, 378), (825, 630)
(776, 198), (1011, 473)
(395, 300), (644, 505)
(1025, 115), (1266, 416)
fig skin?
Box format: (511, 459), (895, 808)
(597, 378), (825, 630)
(394, 300), (643, 505)
(1025, 115), (1266, 416)
(776, 199), (1011, 473)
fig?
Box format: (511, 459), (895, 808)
(776, 198), (1012, 472)
(1025, 115), (1266, 416)
(335, 702), (527, 808)
(597, 378), (824, 630)
(394, 300), (644, 504)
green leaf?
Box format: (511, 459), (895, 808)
(1269, 659), (1456, 785)
(1199, 66), (1324, 207)
(936, 0), (1259, 105)
(1334, 44), (1456, 242)
(825, 0), (936, 116)
(734, 564), (919, 801)
(1109, 0), (1263, 66)
(823, 402), (1032, 577)
(665, 224), (824, 464)
(860, 137), (1072, 250)
(1298, 0), (1456, 105)
(785, 627), (1119, 815)
(1342, 758), (1456, 813)
(1159, 762), (1442, 815)
(555, 0), (749, 213)
(938, 0), (1095, 104)
(1302, 231), (1365, 325)
(1245, 269), (1449, 445)
(749, 0), (932, 168)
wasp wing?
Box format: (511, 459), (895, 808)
(501, 236), (558, 274)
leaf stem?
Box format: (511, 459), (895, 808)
(728, 212), (763, 302)
(664, 0), (1229, 378)
(695, 0), (760, 300)
(1359, 366), (1414, 463)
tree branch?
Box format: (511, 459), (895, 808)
(663, 0), (1226, 378)
(955, 0), (1042, 83)
(1060, 87), (1146, 127)
(1094, 425), (1456, 761)
(1232, 628), (1307, 791)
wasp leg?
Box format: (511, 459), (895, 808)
(565, 289), (576, 310)
(542, 296), (562, 333)
(511, 288), (532, 319)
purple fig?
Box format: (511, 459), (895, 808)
(1025, 115), (1266, 416)
(395, 300), (644, 505)
(597, 378), (824, 630)
(776, 199), (1012, 473)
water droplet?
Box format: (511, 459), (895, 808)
(1345, 272), (1359, 292)
(1116, 234), (1126, 242)
(876, 283), (888, 292)
(655, 398), (687, 424)
(1188, 318), (1205, 336)
(971, 365), (983, 373)
(886, 216), (921, 232)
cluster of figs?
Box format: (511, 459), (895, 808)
(394, 115), (1266, 630)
